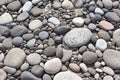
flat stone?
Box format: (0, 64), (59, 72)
(79, 63), (88, 72)
(102, 0), (112, 9)
(96, 39), (107, 51)
(0, 69), (7, 80)
(22, 33), (34, 41)
(103, 66), (114, 76)
(20, 63), (29, 71)
(95, 7), (104, 15)
(0, 26), (9, 36)
(62, 0), (74, 9)
(29, 20), (42, 30)
(44, 58), (62, 74)
(39, 31), (49, 40)
(72, 17), (84, 26)
(64, 28), (92, 47)
(30, 7), (43, 16)
(17, 12), (29, 21)
(48, 17), (60, 25)
(69, 63), (80, 72)
(56, 46), (63, 58)
(113, 29), (120, 47)
(3, 66), (16, 74)
(2, 38), (13, 49)
(22, 1), (32, 12)
(4, 48), (26, 69)
(0, 0), (14, 5)
(27, 39), (36, 48)
(0, 13), (13, 24)
(103, 76), (113, 80)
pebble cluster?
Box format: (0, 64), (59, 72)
(0, 0), (120, 80)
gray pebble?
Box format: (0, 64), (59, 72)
(30, 7), (42, 16)
(17, 12), (29, 21)
(39, 31), (49, 40)
(22, 33), (34, 41)
(3, 66), (16, 74)
(88, 23), (96, 30)
(2, 38), (12, 49)
(42, 74), (52, 80)
(12, 37), (23, 46)
(0, 26), (9, 36)
(56, 46), (63, 58)
(103, 66), (114, 76)
(27, 39), (36, 48)
(20, 63), (29, 71)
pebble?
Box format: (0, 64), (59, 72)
(44, 58), (62, 74)
(4, 48), (26, 69)
(7, 1), (21, 11)
(88, 23), (96, 30)
(72, 0), (83, 8)
(88, 43), (96, 52)
(10, 25), (28, 37)
(103, 66), (114, 76)
(22, 33), (34, 41)
(32, 0), (41, 4)
(53, 71), (82, 80)
(113, 29), (120, 47)
(20, 63), (29, 71)
(103, 76), (113, 80)
(31, 7), (43, 16)
(64, 28), (92, 47)
(88, 68), (96, 75)
(26, 39), (36, 48)
(2, 38), (13, 49)
(82, 51), (97, 64)
(22, 1), (33, 12)
(79, 63), (88, 72)
(99, 20), (114, 30)
(43, 46), (56, 57)
(95, 7), (104, 15)
(69, 63), (80, 72)
(0, 26), (9, 36)
(31, 65), (44, 77)
(94, 62), (101, 68)
(56, 46), (63, 58)
(0, 13), (13, 24)
(0, 69), (7, 80)
(26, 53), (41, 65)
(48, 17), (60, 25)
(12, 37), (23, 46)
(102, 0), (112, 9)
(29, 20), (42, 30)
(17, 12), (29, 21)
(94, 73), (99, 80)
(21, 71), (41, 80)
(0, 36), (5, 43)
(96, 68), (103, 73)
(3, 66), (16, 74)
(62, 0), (74, 9)
(39, 31), (49, 40)
(42, 74), (52, 80)
(0, 0), (14, 5)
(0, 53), (4, 62)
(103, 49), (120, 69)
(53, 0), (61, 9)
(55, 36), (62, 44)
(96, 39), (107, 51)
(72, 17), (84, 26)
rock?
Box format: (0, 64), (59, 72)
(69, 63), (80, 72)
(0, 26), (9, 36)
(31, 65), (44, 77)
(43, 46), (56, 57)
(54, 25), (70, 35)
(103, 76), (113, 80)
(0, 13), (13, 24)
(42, 74), (52, 80)
(7, 1), (21, 11)
(2, 38), (13, 49)
(10, 25), (28, 37)
(113, 9), (120, 17)
(94, 73), (100, 80)
(64, 28), (92, 47)
(103, 66), (114, 76)
(32, 0), (41, 4)
(22, 33), (34, 41)
(54, 71), (82, 80)
(17, 12), (29, 21)
(96, 39), (107, 51)
(88, 23), (96, 30)
(30, 7), (43, 16)
(0, 69), (7, 80)
(3, 66), (16, 74)
(62, 0), (74, 9)
(0, 36), (5, 43)
(0, 53), (4, 62)
(56, 46), (63, 58)
(88, 68), (96, 75)
(12, 37), (23, 46)
(26, 39), (36, 48)
(103, 49), (120, 69)
(72, 17), (84, 26)
(21, 71), (41, 80)
(62, 49), (72, 63)
(4, 48), (26, 69)
(26, 53), (41, 65)
(44, 58), (62, 74)
(99, 20), (114, 30)
(79, 63), (88, 72)
(95, 7), (104, 15)
(48, 17), (60, 25)
(22, 1), (32, 12)
(0, 0), (14, 5)
(96, 0), (103, 8)
(29, 20), (42, 30)
(105, 12), (120, 22)
(20, 63), (29, 71)
(94, 62), (101, 68)
(55, 36), (62, 44)
(39, 31), (49, 40)
(82, 51), (97, 64)
(113, 29), (120, 47)
(102, 0), (112, 9)
(88, 43), (96, 52)
(53, 0), (61, 9)
(72, 0), (83, 8)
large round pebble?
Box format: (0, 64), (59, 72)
(29, 20), (42, 30)
(72, 17), (84, 26)
(22, 1), (32, 12)
(96, 39), (107, 51)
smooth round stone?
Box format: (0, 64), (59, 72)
(26, 39), (36, 48)
(94, 73), (99, 80)
(0, 36), (5, 43)
(29, 20), (42, 30)
(12, 37), (23, 46)
(62, 0), (74, 9)
(103, 76), (113, 80)
(2, 38), (13, 49)
(88, 43), (96, 52)
(56, 46), (63, 58)
(103, 49), (120, 69)
(21, 71), (41, 80)
(88, 68), (96, 75)
(72, 17), (84, 26)
(42, 74), (52, 80)
(22, 1), (32, 12)
(3, 66), (16, 74)
(31, 65), (44, 77)
(31, 7), (43, 16)
(88, 23), (96, 30)
(48, 17), (60, 25)
(95, 7), (104, 15)
(79, 63), (88, 72)
(54, 71), (82, 80)
(98, 30), (110, 41)
(0, 26), (9, 36)
(26, 53), (41, 65)
(20, 63), (29, 71)
(22, 33), (34, 41)
(17, 12), (29, 21)
(72, 0), (83, 8)
(96, 39), (107, 51)
(82, 51), (97, 64)
(94, 62), (101, 68)
(43, 46), (56, 57)
(113, 29), (120, 47)
(102, 0), (112, 9)
(99, 21), (114, 30)
(0, 69), (7, 80)
(10, 25), (28, 37)
(4, 48), (26, 69)
(53, 0), (61, 9)
(64, 28), (92, 47)
(44, 58), (62, 74)
(32, 0), (41, 4)
(39, 31), (49, 40)
(0, 53), (4, 62)
(55, 36), (62, 44)
(103, 66), (114, 76)
(7, 1), (21, 11)
(0, 13), (13, 24)
(69, 63), (80, 72)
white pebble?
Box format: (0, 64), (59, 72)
(79, 63), (88, 72)
(72, 17), (84, 26)
(96, 39), (107, 51)
(22, 1), (33, 12)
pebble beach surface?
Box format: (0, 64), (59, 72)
(0, 0), (120, 80)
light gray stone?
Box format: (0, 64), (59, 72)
(103, 66), (114, 76)
(96, 39), (107, 51)
(0, 69), (7, 80)
(72, 17), (84, 26)
(22, 1), (32, 12)
(48, 17), (60, 25)
(29, 20), (42, 30)
(3, 66), (16, 74)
